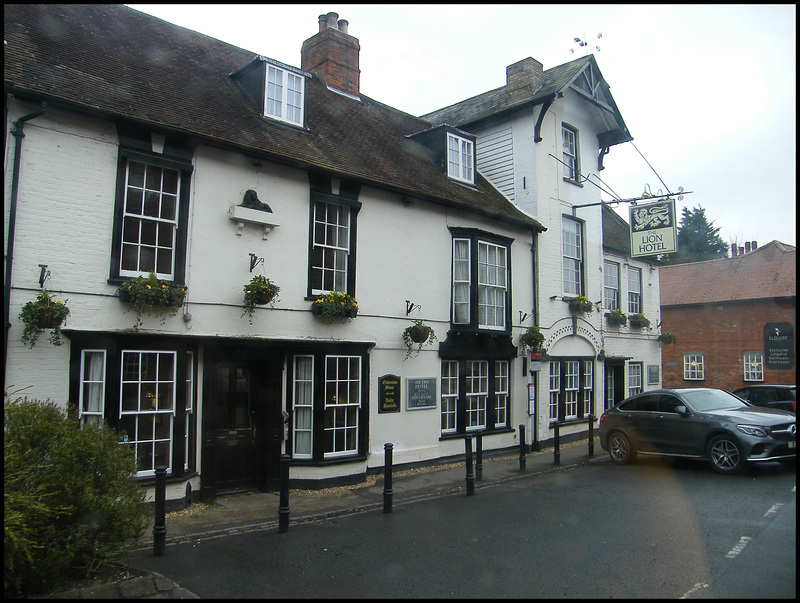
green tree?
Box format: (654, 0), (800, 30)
(660, 205), (729, 264)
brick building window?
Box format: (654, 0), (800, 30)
(743, 352), (764, 382)
(683, 354), (705, 380)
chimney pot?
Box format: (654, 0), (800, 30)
(751, 240), (758, 250)
(731, 244), (737, 257)
(738, 247), (745, 256)
(745, 241), (751, 253)
(301, 13), (360, 96)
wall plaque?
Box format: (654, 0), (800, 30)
(378, 374), (401, 414)
(407, 377), (436, 410)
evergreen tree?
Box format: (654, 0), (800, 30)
(660, 205), (729, 264)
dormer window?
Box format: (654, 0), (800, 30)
(266, 64), (305, 126)
(230, 56), (308, 128)
(447, 132), (475, 185)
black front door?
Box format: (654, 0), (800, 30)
(202, 347), (283, 497)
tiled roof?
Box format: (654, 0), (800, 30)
(602, 204), (632, 255)
(659, 241), (796, 306)
(422, 56), (592, 127)
(421, 55), (632, 147)
(3, 4), (544, 231)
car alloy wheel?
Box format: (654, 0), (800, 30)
(608, 432), (636, 465)
(707, 434), (744, 475)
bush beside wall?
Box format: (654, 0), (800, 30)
(4, 397), (147, 598)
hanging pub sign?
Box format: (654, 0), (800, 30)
(629, 199), (677, 257)
(764, 323), (794, 370)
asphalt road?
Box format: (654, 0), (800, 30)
(128, 458), (796, 598)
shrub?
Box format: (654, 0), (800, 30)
(4, 397), (147, 598)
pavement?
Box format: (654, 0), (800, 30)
(42, 436), (605, 599)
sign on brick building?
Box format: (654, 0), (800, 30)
(764, 322), (794, 369)
(629, 199), (677, 257)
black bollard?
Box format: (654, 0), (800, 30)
(588, 414), (595, 456)
(519, 424), (527, 472)
(553, 422), (561, 465)
(383, 443), (393, 514)
(475, 433), (483, 481)
(153, 465), (166, 556)
(278, 453), (290, 533)
(465, 436), (475, 496)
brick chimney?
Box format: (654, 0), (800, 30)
(301, 12), (360, 97)
(506, 57), (544, 104)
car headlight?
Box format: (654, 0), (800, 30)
(736, 424), (768, 437)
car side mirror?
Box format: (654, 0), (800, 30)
(675, 405), (690, 416)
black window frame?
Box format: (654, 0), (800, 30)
(285, 343), (371, 465)
(306, 191), (361, 299)
(108, 145), (193, 287)
(449, 227), (513, 334)
(67, 333), (196, 482)
(439, 357), (513, 439)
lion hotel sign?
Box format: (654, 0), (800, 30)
(629, 199), (677, 257)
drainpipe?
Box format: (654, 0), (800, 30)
(4, 101), (47, 391)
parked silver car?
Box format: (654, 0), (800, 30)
(599, 388), (796, 474)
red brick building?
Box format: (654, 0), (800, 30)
(660, 241), (796, 390)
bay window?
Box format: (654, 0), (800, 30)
(450, 229), (511, 331)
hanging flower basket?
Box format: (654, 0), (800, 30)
(568, 295), (594, 314)
(311, 291), (358, 324)
(657, 331), (676, 345)
(118, 272), (186, 330)
(606, 308), (628, 327)
(629, 313), (651, 329)
(402, 319), (438, 359)
(19, 289), (70, 347)
(519, 325), (545, 350)
(241, 275), (280, 324)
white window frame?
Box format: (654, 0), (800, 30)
(549, 363), (561, 420)
(683, 354), (705, 381)
(583, 360), (594, 416)
(562, 125), (579, 180)
(627, 266), (642, 314)
(440, 360), (459, 434)
(628, 362), (643, 396)
(447, 132), (475, 184)
(79, 350), (106, 426)
(311, 201), (350, 294)
(564, 360), (580, 419)
(323, 356), (361, 458)
(478, 242), (507, 330)
(604, 261), (620, 311)
(494, 361), (509, 428)
(562, 217), (583, 296)
(465, 360), (488, 431)
(184, 351), (194, 470)
(119, 160), (180, 280)
(119, 350), (177, 477)
(743, 352), (764, 382)
(452, 238), (471, 324)
(293, 355), (315, 458)
(265, 63), (305, 126)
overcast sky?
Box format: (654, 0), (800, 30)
(127, 4), (796, 248)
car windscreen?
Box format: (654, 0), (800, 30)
(682, 389), (750, 412)
(787, 387), (796, 401)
